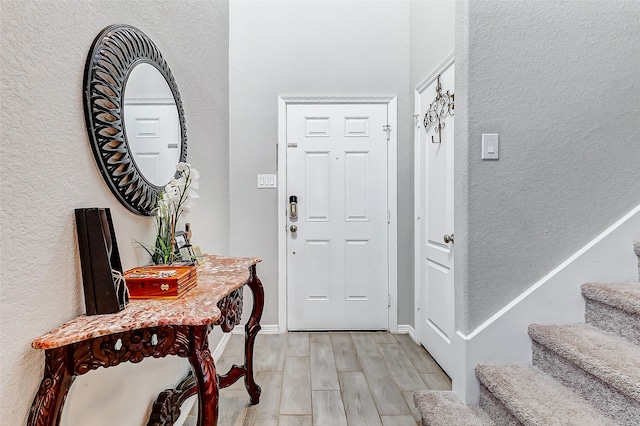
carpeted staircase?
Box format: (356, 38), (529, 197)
(414, 243), (640, 425)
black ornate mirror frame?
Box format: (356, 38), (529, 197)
(83, 24), (187, 216)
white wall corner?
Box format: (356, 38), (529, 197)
(454, 205), (640, 404)
(451, 330), (470, 403)
(397, 324), (417, 342)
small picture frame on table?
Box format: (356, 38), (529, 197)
(179, 247), (193, 263)
(174, 231), (188, 250)
(173, 231), (195, 265)
(192, 245), (205, 264)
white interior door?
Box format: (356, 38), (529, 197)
(286, 103), (389, 330)
(124, 102), (181, 186)
(416, 60), (455, 374)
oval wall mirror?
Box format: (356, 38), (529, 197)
(83, 24), (187, 215)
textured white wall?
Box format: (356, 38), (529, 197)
(0, 1), (229, 424)
(455, 0), (640, 334)
(229, 0), (413, 326)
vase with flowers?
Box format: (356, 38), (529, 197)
(138, 162), (200, 265)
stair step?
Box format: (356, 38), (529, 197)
(581, 282), (640, 344)
(413, 391), (494, 426)
(582, 283), (640, 317)
(476, 364), (617, 426)
(529, 323), (640, 425)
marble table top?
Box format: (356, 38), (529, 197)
(32, 255), (261, 350)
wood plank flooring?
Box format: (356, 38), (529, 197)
(185, 332), (450, 425)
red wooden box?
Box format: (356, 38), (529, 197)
(124, 266), (197, 299)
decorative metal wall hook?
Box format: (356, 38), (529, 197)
(423, 75), (454, 144)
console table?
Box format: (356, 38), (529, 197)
(28, 255), (264, 426)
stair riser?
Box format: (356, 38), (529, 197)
(478, 385), (522, 426)
(532, 341), (640, 425)
(585, 299), (640, 345)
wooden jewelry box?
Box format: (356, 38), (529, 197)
(124, 266), (197, 299)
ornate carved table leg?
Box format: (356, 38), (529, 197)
(188, 325), (219, 426)
(27, 346), (74, 426)
(244, 265), (264, 405)
(146, 372), (197, 426)
(148, 261), (265, 425)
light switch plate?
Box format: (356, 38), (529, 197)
(257, 174), (277, 189)
(482, 134), (499, 160)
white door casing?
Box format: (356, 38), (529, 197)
(415, 55), (455, 375)
(278, 97), (398, 332)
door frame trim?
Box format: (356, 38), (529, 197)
(413, 51), (455, 352)
(277, 96), (398, 332)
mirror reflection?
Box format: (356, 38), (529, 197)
(123, 63), (182, 187)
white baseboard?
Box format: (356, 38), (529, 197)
(259, 324), (281, 334)
(397, 324), (417, 342)
(230, 324), (281, 334)
(453, 204), (640, 404)
(212, 324), (278, 360)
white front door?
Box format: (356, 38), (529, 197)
(416, 59), (455, 374)
(286, 103), (389, 330)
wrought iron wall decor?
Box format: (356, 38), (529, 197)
(83, 24), (187, 215)
(423, 75), (454, 144)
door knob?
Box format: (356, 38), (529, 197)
(443, 233), (454, 244)
(290, 225), (298, 233)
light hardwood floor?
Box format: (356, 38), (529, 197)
(185, 332), (450, 425)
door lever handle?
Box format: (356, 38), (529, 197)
(443, 234), (454, 244)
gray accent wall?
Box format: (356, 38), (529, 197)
(455, 0), (640, 334)
(0, 1), (229, 424)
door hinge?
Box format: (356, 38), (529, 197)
(388, 294), (392, 308)
(387, 210), (390, 223)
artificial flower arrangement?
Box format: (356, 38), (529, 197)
(138, 162), (200, 265)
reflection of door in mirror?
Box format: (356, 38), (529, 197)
(123, 63), (181, 187)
